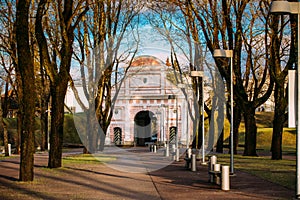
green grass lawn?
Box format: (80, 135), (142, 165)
(63, 154), (116, 165)
(216, 153), (295, 190)
(214, 112), (296, 190)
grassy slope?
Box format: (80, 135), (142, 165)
(222, 112), (296, 150)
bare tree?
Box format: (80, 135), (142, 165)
(0, 0), (21, 153)
(72, 1), (140, 152)
(145, 1), (206, 150)
(261, 0), (296, 159)
(186, 0), (274, 156)
(72, 0), (142, 152)
(35, 0), (88, 168)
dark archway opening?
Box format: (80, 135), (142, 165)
(134, 110), (156, 146)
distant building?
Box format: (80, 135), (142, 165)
(108, 55), (193, 146)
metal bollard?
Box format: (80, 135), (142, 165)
(221, 165), (230, 191)
(153, 145), (157, 153)
(176, 148), (180, 161)
(172, 144), (176, 150)
(8, 144), (11, 156)
(210, 155), (217, 170)
(172, 145), (176, 161)
(187, 148), (192, 159)
(191, 154), (197, 171)
(214, 164), (221, 185)
(209, 155), (217, 182)
(165, 145), (169, 157)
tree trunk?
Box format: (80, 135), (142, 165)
(191, 77), (204, 150)
(0, 89), (9, 157)
(233, 106), (242, 154)
(16, 113), (21, 154)
(271, 111), (284, 160)
(271, 83), (287, 160)
(243, 105), (257, 156)
(88, 113), (98, 153)
(3, 124), (8, 156)
(99, 129), (106, 151)
(3, 82), (9, 118)
(216, 129), (224, 153)
(16, 0), (36, 182)
(191, 118), (199, 149)
(83, 111), (91, 154)
(98, 122), (109, 151)
(40, 100), (47, 151)
(207, 97), (215, 152)
(48, 85), (67, 168)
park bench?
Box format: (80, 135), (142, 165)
(184, 157), (191, 169)
(184, 148), (192, 169)
(209, 169), (221, 185)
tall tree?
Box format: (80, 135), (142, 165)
(0, 0), (21, 153)
(16, 0), (36, 181)
(35, 0), (88, 168)
(72, 1), (140, 153)
(73, 0), (141, 152)
(261, 0), (296, 159)
(187, 0), (274, 156)
(146, 1), (206, 150)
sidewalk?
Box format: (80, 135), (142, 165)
(0, 148), (294, 200)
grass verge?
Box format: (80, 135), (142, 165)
(63, 154), (116, 165)
(216, 153), (295, 190)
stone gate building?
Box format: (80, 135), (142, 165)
(107, 55), (193, 146)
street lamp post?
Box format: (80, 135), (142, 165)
(190, 70), (206, 164)
(213, 49), (234, 175)
(175, 96), (179, 161)
(270, 1), (300, 198)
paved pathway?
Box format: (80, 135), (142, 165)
(0, 148), (295, 200)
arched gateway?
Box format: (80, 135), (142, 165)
(134, 110), (156, 146)
(107, 55), (193, 146)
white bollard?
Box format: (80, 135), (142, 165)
(210, 155), (217, 170)
(221, 165), (230, 191)
(172, 144), (176, 150)
(188, 148), (192, 159)
(172, 145), (176, 161)
(165, 146), (169, 157)
(209, 155), (217, 182)
(8, 144), (11, 156)
(154, 145), (157, 153)
(214, 164), (221, 185)
(176, 148), (180, 162)
(191, 154), (197, 171)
